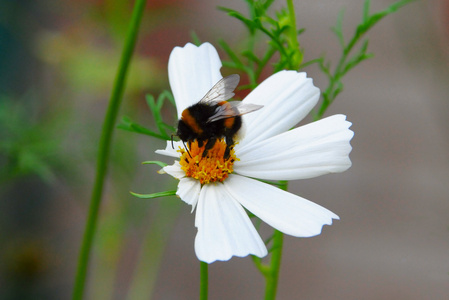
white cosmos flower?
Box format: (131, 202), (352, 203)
(156, 42), (354, 263)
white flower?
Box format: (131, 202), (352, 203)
(156, 42), (354, 263)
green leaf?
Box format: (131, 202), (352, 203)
(143, 90), (175, 139)
(142, 160), (167, 168)
(299, 57), (323, 69)
(160, 90), (175, 106)
(241, 50), (261, 65)
(332, 81), (344, 99)
(318, 58), (331, 77)
(238, 83), (256, 90)
(130, 190), (177, 199)
(18, 150), (56, 183)
(362, 0), (370, 23)
(260, 15), (278, 27)
(190, 30), (201, 46)
(262, 0), (275, 11)
(297, 28), (305, 35)
(219, 39), (244, 69)
(146, 101), (166, 136)
(332, 9), (346, 48)
(357, 0), (415, 37)
(218, 7), (257, 33)
(342, 39), (373, 76)
(221, 61), (241, 70)
(161, 122), (176, 133)
(117, 116), (167, 140)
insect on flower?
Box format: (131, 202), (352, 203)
(155, 43), (354, 263)
(175, 74), (263, 158)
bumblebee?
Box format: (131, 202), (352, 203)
(176, 74), (263, 158)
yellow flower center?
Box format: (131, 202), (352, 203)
(178, 139), (238, 185)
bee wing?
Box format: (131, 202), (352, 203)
(229, 102), (264, 115)
(207, 101), (263, 123)
(199, 74), (240, 104)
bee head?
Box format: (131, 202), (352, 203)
(176, 119), (190, 141)
(171, 131), (192, 158)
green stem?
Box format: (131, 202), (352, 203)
(316, 0), (415, 120)
(264, 230), (284, 300)
(264, 181), (288, 300)
(71, 0), (147, 299)
(257, 26), (290, 63)
(200, 262), (208, 300)
(286, 0), (302, 68)
(286, 0), (298, 46)
(315, 30), (359, 121)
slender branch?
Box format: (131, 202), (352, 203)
(315, 0), (415, 120)
(71, 0), (147, 299)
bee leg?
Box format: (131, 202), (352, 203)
(224, 136), (234, 159)
(202, 137), (217, 157)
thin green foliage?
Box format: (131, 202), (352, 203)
(0, 95), (62, 183)
(118, 90), (176, 140)
(190, 30), (202, 46)
(130, 190), (177, 199)
(315, 0), (415, 119)
(218, 0), (414, 121)
(218, 0), (304, 89)
(142, 160), (167, 168)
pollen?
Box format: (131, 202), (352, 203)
(178, 139), (238, 185)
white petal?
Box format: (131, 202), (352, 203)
(168, 43), (223, 118)
(238, 71), (319, 148)
(162, 161), (185, 179)
(225, 174), (339, 237)
(155, 141), (183, 158)
(194, 183), (267, 263)
(235, 115), (353, 180)
(177, 177), (201, 211)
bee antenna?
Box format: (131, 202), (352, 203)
(171, 134), (175, 149)
(182, 141), (192, 158)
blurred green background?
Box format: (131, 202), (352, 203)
(1, 0), (448, 299)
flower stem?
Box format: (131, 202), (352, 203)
(286, 0), (302, 69)
(71, 0), (147, 299)
(264, 230), (284, 300)
(263, 180), (288, 300)
(200, 262), (208, 300)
